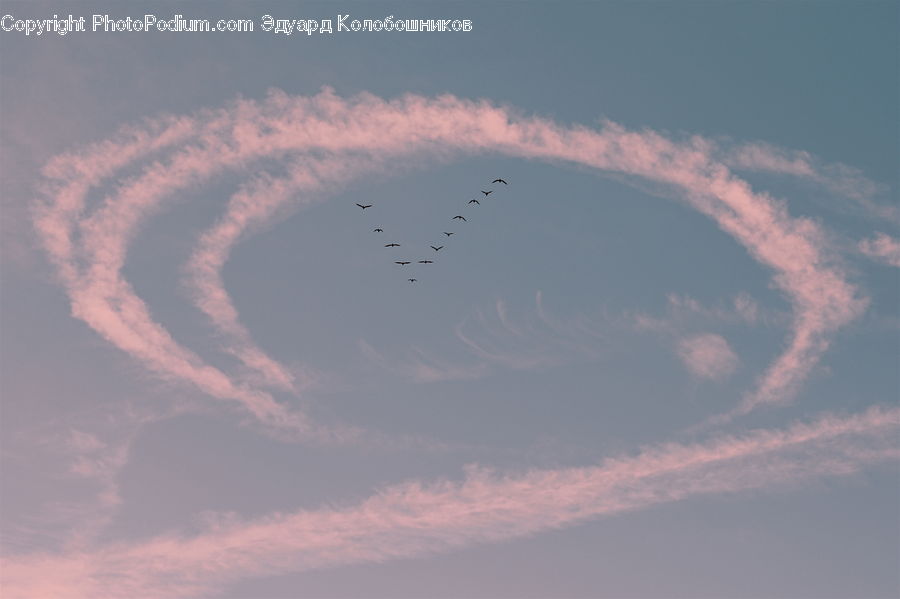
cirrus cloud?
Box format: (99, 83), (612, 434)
(858, 232), (900, 268)
(2, 405), (897, 598)
(16, 89), (893, 596)
(32, 89), (869, 429)
(677, 333), (739, 381)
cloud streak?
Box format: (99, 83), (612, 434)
(1, 400), (176, 555)
(453, 293), (609, 372)
(185, 153), (386, 393)
(858, 232), (900, 268)
(359, 293), (611, 384)
(3, 405), (896, 598)
(32, 89), (869, 438)
(722, 140), (897, 224)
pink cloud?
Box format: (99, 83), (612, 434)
(360, 294), (611, 383)
(3, 402), (177, 555)
(184, 154), (385, 393)
(638, 292), (779, 330)
(677, 333), (739, 381)
(358, 338), (488, 383)
(32, 88), (868, 440)
(858, 233), (900, 267)
(722, 141), (897, 224)
(3, 405), (896, 598)
(724, 141), (816, 177)
(733, 292), (760, 324)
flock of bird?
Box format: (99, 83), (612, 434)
(356, 178), (509, 282)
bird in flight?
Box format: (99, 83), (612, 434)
(443, 232), (454, 237)
(492, 178), (508, 185)
(373, 228), (383, 232)
(453, 215), (467, 221)
(356, 203), (372, 209)
(418, 260), (434, 264)
(408, 279), (417, 283)
(384, 243), (400, 247)
(468, 199), (480, 205)
(481, 190), (493, 196)
(430, 245), (443, 251)
(395, 261), (411, 265)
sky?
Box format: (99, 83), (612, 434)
(1, 1), (898, 597)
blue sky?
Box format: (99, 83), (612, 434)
(1, 2), (898, 597)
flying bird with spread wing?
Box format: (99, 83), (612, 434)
(453, 215), (466, 221)
(356, 203), (372, 209)
(384, 243), (400, 247)
(430, 245), (443, 252)
(418, 260), (433, 264)
(481, 190), (493, 196)
(492, 178), (508, 185)
(395, 261), (411, 265)
(443, 232), (454, 237)
(408, 279), (417, 283)
(468, 199), (480, 205)
(373, 228), (383, 232)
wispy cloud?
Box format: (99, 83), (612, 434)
(632, 291), (786, 334)
(361, 292), (610, 383)
(722, 140), (897, 224)
(3, 405), (896, 598)
(184, 153), (385, 394)
(724, 141), (816, 177)
(858, 232), (900, 268)
(677, 333), (739, 381)
(358, 339), (488, 383)
(1, 401), (173, 555)
(454, 293), (609, 371)
(31, 102), (360, 444)
(32, 88), (869, 445)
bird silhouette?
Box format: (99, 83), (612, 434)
(452, 215), (467, 221)
(443, 232), (454, 237)
(492, 178), (508, 185)
(373, 228), (383, 232)
(430, 245), (443, 251)
(356, 203), (373, 209)
(481, 190), (493, 196)
(408, 278), (417, 283)
(468, 199), (480, 205)
(395, 261), (411, 265)
(384, 243), (400, 247)
(418, 260), (433, 264)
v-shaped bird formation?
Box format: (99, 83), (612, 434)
(357, 177), (509, 283)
